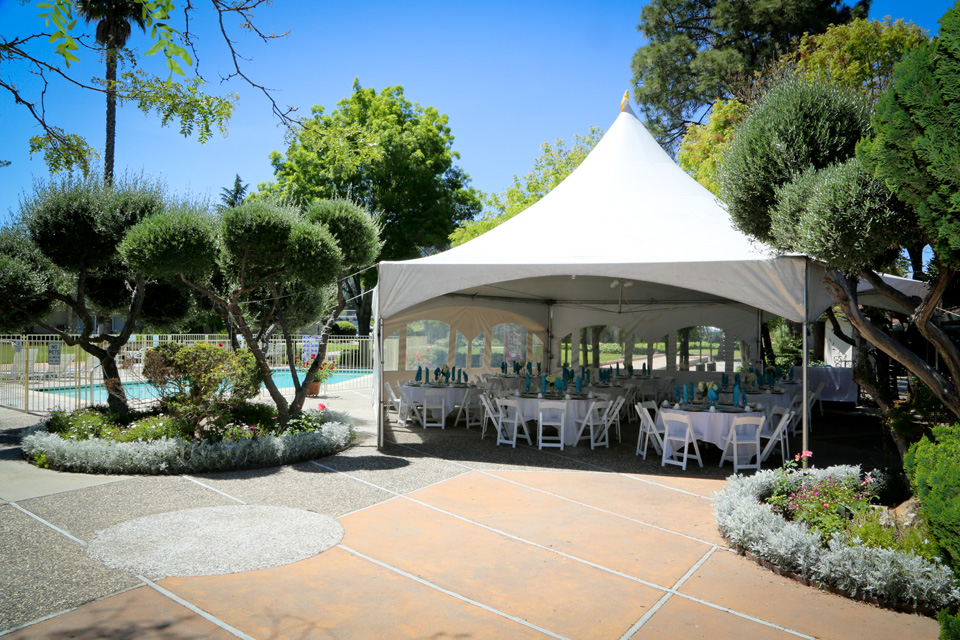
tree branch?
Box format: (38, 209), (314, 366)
(824, 268), (960, 418)
(824, 307), (856, 347)
(858, 268), (921, 313)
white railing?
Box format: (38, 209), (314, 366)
(0, 334), (373, 414)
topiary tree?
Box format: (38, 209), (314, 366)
(718, 75), (874, 244)
(120, 197), (380, 428)
(0, 172), (192, 414)
(717, 69), (960, 428)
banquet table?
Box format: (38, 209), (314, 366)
(791, 366), (858, 403)
(717, 387), (801, 420)
(400, 384), (472, 417)
(491, 375), (542, 391)
(657, 406), (766, 456)
(512, 394), (597, 446)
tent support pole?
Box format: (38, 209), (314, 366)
(802, 257), (809, 469)
(546, 302), (554, 373)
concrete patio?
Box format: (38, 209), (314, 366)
(0, 390), (939, 639)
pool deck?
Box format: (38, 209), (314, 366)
(0, 391), (941, 639)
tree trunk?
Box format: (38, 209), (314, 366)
(811, 320), (826, 363)
(679, 328), (690, 371)
(907, 244), (925, 280)
(104, 45), (117, 185)
(287, 284), (347, 424)
(591, 327), (600, 368)
(760, 323), (775, 368)
(347, 276), (373, 337)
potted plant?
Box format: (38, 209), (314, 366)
(295, 357), (336, 396)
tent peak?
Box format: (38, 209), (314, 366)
(620, 91), (637, 117)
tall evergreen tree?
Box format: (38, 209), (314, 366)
(630, 0), (868, 151)
(219, 174), (249, 210)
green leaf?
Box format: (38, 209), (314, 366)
(144, 40), (165, 57)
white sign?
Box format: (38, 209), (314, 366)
(48, 343), (61, 366)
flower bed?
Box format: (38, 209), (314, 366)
(20, 408), (356, 475)
(714, 464), (960, 613)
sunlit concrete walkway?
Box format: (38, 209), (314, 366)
(0, 392), (938, 639)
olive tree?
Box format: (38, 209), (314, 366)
(717, 74), (960, 428)
(0, 173), (191, 413)
(120, 198), (380, 427)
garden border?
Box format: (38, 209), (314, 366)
(732, 544), (938, 617)
(19, 409), (357, 475)
(714, 465), (960, 615)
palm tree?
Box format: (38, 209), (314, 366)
(76, 0), (146, 184)
(218, 174), (249, 210)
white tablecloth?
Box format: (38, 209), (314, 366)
(492, 375), (542, 391)
(514, 396), (596, 446)
(400, 384), (471, 416)
(657, 407), (765, 456)
(791, 367), (858, 403)
(718, 388), (800, 420)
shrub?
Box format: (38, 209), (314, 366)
(231, 402), (276, 430)
(142, 343), (262, 430)
(847, 509), (942, 562)
(905, 424), (960, 574)
(113, 415), (191, 442)
(331, 320), (358, 337)
(46, 408), (116, 440)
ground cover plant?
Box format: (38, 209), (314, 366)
(714, 456), (960, 614)
(21, 403), (354, 475)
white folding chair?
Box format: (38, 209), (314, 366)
(588, 400), (618, 450)
(574, 400), (609, 447)
(496, 397), (532, 447)
(635, 401), (664, 459)
(661, 412), (703, 470)
(537, 400), (566, 450)
(383, 382), (401, 423)
(478, 393), (500, 440)
(719, 415), (766, 473)
(787, 394), (804, 436)
(811, 382), (826, 416)
(607, 395), (626, 443)
(422, 389), (447, 429)
(760, 409), (793, 465)
(398, 386), (423, 427)
(454, 387), (483, 429)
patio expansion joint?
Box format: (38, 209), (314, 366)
(340, 545), (573, 640)
(136, 576), (255, 640)
(8, 501), (87, 547)
(180, 475), (247, 504)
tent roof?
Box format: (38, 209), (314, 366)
(417, 104), (767, 265)
(377, 103), (926, 324)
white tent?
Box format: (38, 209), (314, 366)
(373, 102), (926, 447)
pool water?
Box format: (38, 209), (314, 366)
(42, 369), (373, 403)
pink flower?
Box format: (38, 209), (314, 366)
(317, 403), (327, 411)
(823, 503), (830, 509)
(794, 450), (813, 461)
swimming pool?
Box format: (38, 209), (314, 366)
(42, 369), (373, 403)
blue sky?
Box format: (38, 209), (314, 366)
(0, 0), (955, 224)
